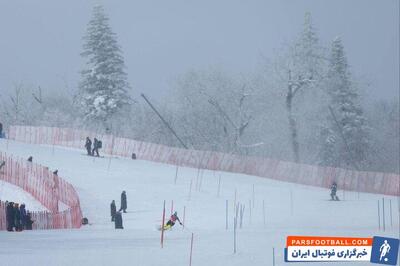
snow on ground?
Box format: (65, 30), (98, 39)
(0, 138), (398, 266)
(0, 180), (48, 211)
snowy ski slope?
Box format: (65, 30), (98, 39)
(0, 139), (398, 266)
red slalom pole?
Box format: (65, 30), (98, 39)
(161, 200), (166, 248)
(189, 233), (194, 266)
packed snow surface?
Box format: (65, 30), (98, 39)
(0, 139), (398, 266)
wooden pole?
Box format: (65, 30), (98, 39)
(161, 200), (166, 248)
(189, 233), (194, 266)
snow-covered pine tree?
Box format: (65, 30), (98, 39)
(75, 5), (131, 130)
(284, 12), (326, 163)
(320, 37), (369, 169)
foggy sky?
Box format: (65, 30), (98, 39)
(0, 0), (398, 101)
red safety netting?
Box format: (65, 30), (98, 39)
(7, 125), (400, 196)
(0, 151), (82, 230)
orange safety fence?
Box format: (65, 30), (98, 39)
(0, 151), (82, 230)
(6, 125), (400, 196)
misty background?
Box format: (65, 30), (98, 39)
(0, 0), (399, 173)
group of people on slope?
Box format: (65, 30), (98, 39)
(110, 191), (127, 229)
(5, 201), (34, 231)
(85, 137), (102, 157)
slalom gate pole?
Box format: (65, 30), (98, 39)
(290, 190), (293, 216)
(183, 206), (186, 229)
(189, 233), (194, 266)
(161, 200), (166, 248)
(272, 247), (276, 266)
(199, 169), (203, 191)
(171, 200), (174, 216)
(378, 200), (381, 230)
(389, 199), (393, 228)
(188, 178), (193, 201)
(174, 165), (179, 185)
(249, 199), (252, 225)
(382, 198), (385, 232)
(252, 184), (255, 208)
(234, 189), (237, 211)
(217, 174), (221, 197)
(234, 215), (237, 253)
(196, 168), (200, 191)
(225, 200), (228, 230)
(263, 199), (266, 227)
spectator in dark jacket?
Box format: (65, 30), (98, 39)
(20, 204), (27, 229)
(6, 201), (14, 231)
(25, 212), (34, 230)
(85, 137), (92, 156)
(110, 200), (116, 221)
(119, 191), (127, 213)
(14, 203), (22, 231)
(92, 138), (101, 157)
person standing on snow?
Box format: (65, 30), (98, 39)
(330, 182), (339, 201)
(85, 137), (92, 156)
(119, 191), (127, 213)
(14, 203), (22, 231)
(92, 138), (101, 157)
(164, 211), (182, 229)
(20, 204), (27, 230)
(110, 200), (117, 221)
